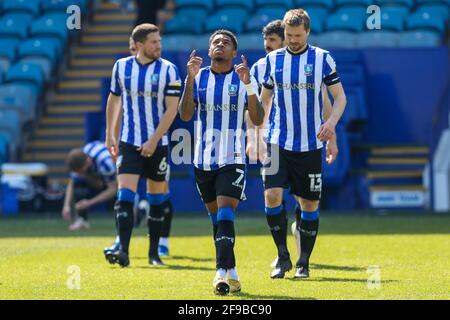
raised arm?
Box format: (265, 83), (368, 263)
(178, 49), (202, 122)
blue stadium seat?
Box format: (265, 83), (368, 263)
(303, 6), (329, 20)
(191, 34), (215, 51)
(335, 0), (372, 8)
(29, 36), (63, 56)
(162, 35), (196, 52)
(340, 87), (368, 125)
(0, 39), (19, 72)
(236, 33), (263, 51)
(2, 13), (34, 25)
(0, 134), (9, 164)
(356, 31), (398, 47)
(3, 0), (40, 15)
(376, 0), (415, 9)
(41, 0), (88, 14)
(175, 0), (214, 12)
(164, 8), (207, 35)
(325, 7), (367, 32)
(18, 57), (53, 81)
(416, 3), (449, 22)
(0, 83), (37, 123)
(294, 0), (335, 10)
(0, 16), (29, 40)
(205, 8), (249, 34)
(308, 10), (327, 33)
(215, 0), (254, 12)
(0, 109), (22, 143)
(29, 13), (69, 45)
(317, 31), (358, 48)
(378, 7), (407, 31)
(18, 38), (58, 61)
(406, 11), (446, 34)
(397, 30), (442, 47)
(245, 6), (286, 32)
(416, 0), (450, 5)
(255, 0), (294, 9)
(5, 61), (45, 91)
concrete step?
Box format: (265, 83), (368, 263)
(53, 94), (101, 103)
(47, 105), (100, 114)
(64, 69), (112, 78)
(70, 58), (114, 67)
(59, 80), (101, 90)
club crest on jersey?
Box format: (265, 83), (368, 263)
(228, 84), (238, 96)
(151, 74), (159, 84)
(304, 64), (313, 76)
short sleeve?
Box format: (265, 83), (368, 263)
(262, 55), (274, 90)
(110, 61), (122, 96)
(323, 52), (340, 86)
(164, 64), (182, 97)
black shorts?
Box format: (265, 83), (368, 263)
(262, 144), (322, 201)
(116, 142), (168, 181)
(194, 164), (247, 204)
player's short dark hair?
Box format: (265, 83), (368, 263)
(66, 148), (88, 172)
(262, 20), (285, 41)
(209, 29), (238, 50)
(283, 9), (311, 31)
(131, 23), (159, 44)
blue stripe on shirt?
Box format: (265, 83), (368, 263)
(275, 52), (287, 147)
(124, 58), (134, 145)
(138, 63), (149, 143)
(307, 49), (317, 150)
(151, 60), (162, 144)
(291, 54), (301, 150)
(198, 69), (210, 167)
(211, 73), (225, 165)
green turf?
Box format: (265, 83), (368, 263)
(0, 212), (449, 300)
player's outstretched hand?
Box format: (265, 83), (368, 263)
(187, 50), (202, 79)
(235, 55), (250, 84)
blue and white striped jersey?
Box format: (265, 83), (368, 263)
(192, 67), (259, 171)
(71, 141), (116, 183)
(110, 56), (181, 147)
(262, 45), (340, 152)
(250, 57), (266, 88)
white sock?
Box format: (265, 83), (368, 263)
(159, 237), (169, 247)
(227, 268), (239, 280)
(115, 235), (120, 243)
(216, 268), (227, 278)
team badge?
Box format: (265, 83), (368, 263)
(304, 64), (313, 76)
(228, 84), (238, 96)
(151, 74), (159, 84)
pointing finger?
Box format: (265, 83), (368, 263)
(190, 49), (196, 58)
(241, 54), (247, 66)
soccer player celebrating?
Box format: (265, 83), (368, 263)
(178, 30), (264, 295)
(260, 10), (346, 279)
(62, 141), (118, 231)
(104, 36), (175, 258)
(247, 20), (340, 269)
(105, 23), (181, 267)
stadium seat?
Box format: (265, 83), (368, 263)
(18, 57), (53, 81)
(236, 33), (263, 51)
(302, 6), (329, 20)
(0, 83), (37, 123)
(0, 109), (22, 144)
(245, 6), (286, 32)
(335, 0), (373, 8)
(416, 4), (449, 22)
(204, 8), (249, 34)
(175, 0), (214, 12)
(325, 7), (367, 32)
(379, 6), (408, 31)
(294, 0), (335, 10)
(164, 9), (207, 35)
(376, 0), (415, 9)
(397, 30), (442, 47)
(0, 39), (19, 72)
(29, 36), (64, 56)
(18, 39), (58, 62)
(2, 13), (34, 25)
(3, 0), (40, 15)
(191, 34), (215, 51)
(0, 16), (30, 40)
(5, 61), (45, 91)
(255, 0), (294, 9)
(215, 0), (254, 12)
(161, 35), (196, 52)
(41, 0), (88, 14)
(0, 134), (9, 164)
(406, 11), (447, 34)
(416, 0), (450, 5)
(340, 87), (368, 125)
(317, 31), (358, 48)
(308, 10), (327, 33)
(29, 13), (69, 45)
(356, 31), (398, 47)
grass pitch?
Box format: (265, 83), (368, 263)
(0, 212), (449, 300)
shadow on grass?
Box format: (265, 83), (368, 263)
(130, 255), (214, 262)
(286, 277), (398, 284)
(133, 264), (215, 272)
(310, 263), (365, 272)
(234, 292), (316, 300)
